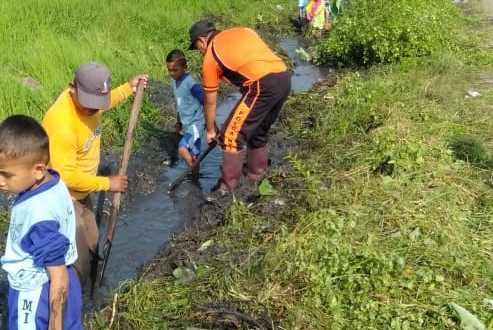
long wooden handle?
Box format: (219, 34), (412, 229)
(98, 80), (145, 286)
(167, 142), (217, 193)
(105, 81), (145, 240)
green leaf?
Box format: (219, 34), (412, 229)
(197, 239), (214, 252)
(295, 47), (311, 62)
(172, 266), (189, 279)
(172, 266), (195, 285)
(170, 298), (189, 307)
(173, 267), (185, 279)
(196, 265), (210, 277)
(259, 178), (278, 196)
(449, 302), (485, 330)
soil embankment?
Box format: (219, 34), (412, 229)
(479, 0), (493, 16)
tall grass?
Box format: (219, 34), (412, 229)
(272, 17), (493, 327)
(0, 0), (294, 145)
(84, 2), (493, 329)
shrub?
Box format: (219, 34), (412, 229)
(316, 0), (464, 66)
(447, 135), (487, 165)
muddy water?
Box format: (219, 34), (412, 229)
(280, 36), (331, 93)
(0, 36), (326, 325)
(95, 36), (326, 301)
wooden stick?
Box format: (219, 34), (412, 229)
(97, 80), (145, 287)
(109, 292), (118, 328)
(167, 141), (217, 193)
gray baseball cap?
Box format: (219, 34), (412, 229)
(74, 62), (112, 110)
(188, 20), (216, 50)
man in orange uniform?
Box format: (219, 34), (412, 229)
(42, 62), (147, 293)
(188, 21), (291, 201)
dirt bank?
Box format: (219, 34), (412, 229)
(479, 0), (493, 16)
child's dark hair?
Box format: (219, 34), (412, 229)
(0, 115), (49, 164)
(166, 49), (187, 67)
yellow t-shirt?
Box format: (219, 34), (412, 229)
(42, 83), (133, 200)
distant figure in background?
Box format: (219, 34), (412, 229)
(166, 49), (205, 182)
(0, 115), (83, 330)
(42, 61), (148, 295)
(187, 20), (291, 202)
(306, 0), (326, 37)
(324, 0), (332, 31)
(298, 0), (309, 31)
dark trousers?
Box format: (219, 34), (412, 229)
(220, 71), (291, 152)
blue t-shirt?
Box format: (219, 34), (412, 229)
(172, 72), (205, 136)
(1, 169), (77, 291)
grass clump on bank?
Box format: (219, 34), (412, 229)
(277, 61), (493, 329)
(86, 1), (493, 329)
(316, 0), (465, 66)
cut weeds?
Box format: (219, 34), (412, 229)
(86, 1), (493, 329)
(0, 0), (491, 329)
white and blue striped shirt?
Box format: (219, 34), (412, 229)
(1, 170), (77, 291)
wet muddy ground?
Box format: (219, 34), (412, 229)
(88, 35), (335, 322)
(0, 33), (335, 328)
(0, 2), (489, 325)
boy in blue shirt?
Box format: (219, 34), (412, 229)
(0, 115), (82, 330)
(166, 49), (205, 182)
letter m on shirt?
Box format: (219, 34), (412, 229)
(22, 299), (33, 324)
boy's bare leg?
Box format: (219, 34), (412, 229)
(179, 147), (200, 182)
(178, 146), (194, 167)
(178, 147), (200, 182)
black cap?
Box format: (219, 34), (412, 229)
(188, 20), (216, 50)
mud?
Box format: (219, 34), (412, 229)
(91, 1), (493, 323)
(121, 78), (299, 277)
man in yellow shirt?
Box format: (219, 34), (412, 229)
(42, 62), (147, 293)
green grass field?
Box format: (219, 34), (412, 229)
(0, 0), (294, 145)
(2, 0), (493, 329)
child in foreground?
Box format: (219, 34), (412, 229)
(166, 49), (205, 181)
(0, 115), (82, 330)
